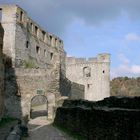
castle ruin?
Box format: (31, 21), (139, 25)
(0, 4), (110, 120)
(66, 54), (110, 101)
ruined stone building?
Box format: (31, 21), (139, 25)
(66, 54), (110, 101)
(0, 4), (110, 120)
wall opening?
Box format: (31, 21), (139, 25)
(50, 52), (53, 60)
(44, 49), (46, 57)
(83, 66), (91, 77)
(0, 8), (2, 21)
(30, 95), (48, 119)
(103, 70), (105, 74)
(30, 22), (33, 32)
(50, 35), (52, 44)
(55, 38), (57, 46)
(35, 26), (38, 36)
(20, 11), (23, 22)
(42, 31), (46, 41)
(36, 46), (40, 54)
(26, 41), (29, 48)
(87, 84), (90, 89)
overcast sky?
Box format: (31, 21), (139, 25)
(1, 0), (140, 78)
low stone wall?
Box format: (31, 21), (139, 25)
(54, 97), (140, 140)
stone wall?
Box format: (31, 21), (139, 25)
(60, 75), (84, 100)
(66, 54), (110, 101)
(0, 23), (4, 120)
(70, 82), (85, 100)
(5, 67), (60, 119)
(0, 4), (66, 120)
(54, 97), (140, 140)
(0, 4), (65, 69)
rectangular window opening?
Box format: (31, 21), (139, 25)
(35, 26), (38, 36)
(30, 23), (33, 32)
(36, 46), (40, 54)
(55, 38), (57, 46)
(26, 41), (29, 48)
(50, 36), (52, 44)
(44, 49), (46, 56)
(42, 31), (46, 41)
(87, 84), (90, 89)
(20, 11), (23, 22)
(0, 8), (2, 21)
(50, 52), (53, 60)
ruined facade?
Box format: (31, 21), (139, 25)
(0, 4), (66, 119)
(66, 54), (110, 101)
(0, 4), (110, 119)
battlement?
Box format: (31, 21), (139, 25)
(0, 4), (63, 48)
(66, 53), (110, 65)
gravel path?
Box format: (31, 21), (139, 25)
(26, 117), (75, 140)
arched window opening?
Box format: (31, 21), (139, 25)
(83, 66), (91, 77)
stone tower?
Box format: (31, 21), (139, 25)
(66, 54), (110, 101)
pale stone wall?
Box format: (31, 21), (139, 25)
(66, 54), (110, 101)
(5, 68), (60, 119)
(0, 4), (65, 69)
(0, 4), (66, 119)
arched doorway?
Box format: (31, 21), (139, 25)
(30, 95), (48, 119)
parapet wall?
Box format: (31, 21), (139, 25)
(66, 53), (110, 65)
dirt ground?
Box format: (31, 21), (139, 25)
(26, 117), (75, 140)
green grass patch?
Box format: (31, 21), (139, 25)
(0, 117), (17, 128)
(53, 123), (85, 140)
(23, 59), (36, 68)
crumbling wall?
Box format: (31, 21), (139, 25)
(0, 4), (66, 120)
(0, 4), (65, 69)
(66, 54), (110, 101)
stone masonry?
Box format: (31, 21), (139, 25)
(66, 54), (110, 101)
(0, 4), (66, 119)
(0, 4), (110, 119)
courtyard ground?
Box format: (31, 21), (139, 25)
(26, 117), (75, 140)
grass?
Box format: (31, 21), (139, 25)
(53, 124), (85, 140)
(0, 117), (17, 128)
(23, 59), (36, 68)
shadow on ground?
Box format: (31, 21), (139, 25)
(26, 117), (74, 140)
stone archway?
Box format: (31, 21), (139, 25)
(30, 95), (48, 119)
